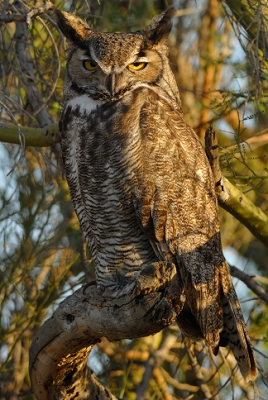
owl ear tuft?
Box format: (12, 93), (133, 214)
(55, 9), (92, 43)
(144, 7), (176, 44)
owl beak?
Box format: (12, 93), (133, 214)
(107, 73), (116, 96)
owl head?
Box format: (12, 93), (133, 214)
(55, 7), (180, 107)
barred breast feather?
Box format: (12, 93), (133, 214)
(59, 89), (157, 289)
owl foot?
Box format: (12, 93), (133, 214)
(82, 280), (97, 294)
(96, 261), (182, 304)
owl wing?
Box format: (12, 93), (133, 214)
(133, 92), (223, 344)
(132, 91), (257, 381)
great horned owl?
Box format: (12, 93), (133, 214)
(55, 8), (257, 381)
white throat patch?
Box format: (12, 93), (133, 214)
(67, 95), (103, 114)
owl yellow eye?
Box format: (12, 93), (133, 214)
(83, 60), (99, 71)
(128, 62), (147, 71)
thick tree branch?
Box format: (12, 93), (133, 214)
(0, 123), (59, 147)
(205, 126), (268, 248)
(219, 178), (268, 247)
(30, 262), (179, 399)
(31, 343), (117, 400)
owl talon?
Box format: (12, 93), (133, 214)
(83, 280), (97, 294)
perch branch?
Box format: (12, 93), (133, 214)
(30, 262), (179, 399)
(205, 126), (268, 248)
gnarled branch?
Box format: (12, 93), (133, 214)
(30, 262), (179, 399)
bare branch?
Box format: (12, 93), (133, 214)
(230, 265), (268, 305)
(219, 178), (268, 248)
(221, 0), (268, 88)
(14, 1), (54, 128)
(161, 367), (200, 393)
(152, 367), (174, 400)
(221, 129), (268, 153)
(0, 1), (54, 24)
(186, 343), (214, 399)
(136, 354), (155, 400)
(221, 0), (268, 57)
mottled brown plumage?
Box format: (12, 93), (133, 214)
(56, 7), (257, 381)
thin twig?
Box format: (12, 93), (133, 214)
(0, 1), (54, 24)
(32, 15), (60, 116)
(14, 1), (54, 128)
(229, 264), (268, 305)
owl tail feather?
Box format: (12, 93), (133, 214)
(177, 259), (258, 382)
(212, 295), (258, 382)
(212, 261), (258, 382)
